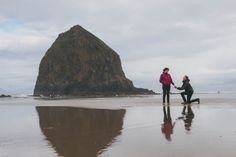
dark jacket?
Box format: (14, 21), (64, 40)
(177, 80), (194, 93)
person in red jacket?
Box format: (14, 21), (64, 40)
(159, 68), (176, 104)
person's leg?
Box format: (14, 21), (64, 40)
(187, 92), (193, 104)
(190, 98), (200, 104)
(163, 106), (167, 122)
(186, 91), (200, 104)
(187, 106), (194, 117)
(182, 106), (187, 115)
(181, 92), (187, 103)
(167, 106), (171, 121)
(162, 85), (167, 103)
(166, 85), (171, 103)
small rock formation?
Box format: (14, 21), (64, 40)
(0, 94), (11, 98)
(34, 25), (154, 96)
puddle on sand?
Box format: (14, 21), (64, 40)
(100, 104), (236, 157)
(1, 102), (236, 157)
(36, 107), (125, 157)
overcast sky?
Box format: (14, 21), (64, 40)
(1, 0), (236, 94)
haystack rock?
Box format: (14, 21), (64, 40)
(34, 25), (154, 96)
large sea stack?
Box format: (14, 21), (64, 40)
(34, 25), (154, 96)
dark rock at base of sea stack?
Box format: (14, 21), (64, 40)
(34, 25), (155, 96)
(0, 94), (11, 98)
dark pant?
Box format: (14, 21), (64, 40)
(162, 85), (170, 103)
(163, 106), (171, 122)
(181, 91), (199, 104)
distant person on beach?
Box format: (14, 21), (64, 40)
(161, 105), (175, 141)
(175, 75), (200, 104)
(159, 68), (176, 104)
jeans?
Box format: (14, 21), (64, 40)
(181, 91), (199, 104)
(162, 85), (170, 103)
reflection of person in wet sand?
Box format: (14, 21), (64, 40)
(177, 105), (195, 131)
(161, 105), (176, 141)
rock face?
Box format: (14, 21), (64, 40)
(34, 25), (154, 96)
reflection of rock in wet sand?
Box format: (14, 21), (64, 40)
(36, 107), (126, 157)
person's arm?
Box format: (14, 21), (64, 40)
(177, 83), (187, 90)
(159, 74), (164, 84)
(170, 75), (175, 86)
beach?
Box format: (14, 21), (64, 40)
(0, 94), (236, 157)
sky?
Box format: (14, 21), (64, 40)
(1, 0), (236, 94)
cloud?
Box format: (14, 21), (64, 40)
(0, 0), (236, 93)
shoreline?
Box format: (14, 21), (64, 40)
(1, 95), (236, 110)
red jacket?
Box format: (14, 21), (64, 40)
(159, 72), (175, 86)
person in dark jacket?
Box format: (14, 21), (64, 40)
(159, 68), (176, 104)
(175, 75), (200, 104)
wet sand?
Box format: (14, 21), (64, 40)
(0, 94), (236, 157)
(1, 94), (236, 109)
